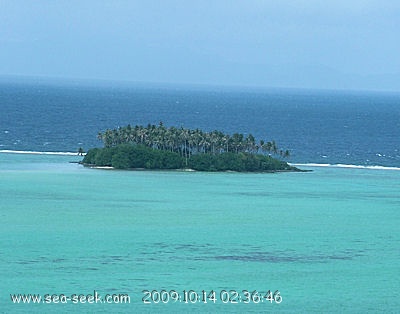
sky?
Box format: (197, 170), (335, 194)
(1, 0), (399, 91)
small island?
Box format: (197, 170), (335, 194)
(82, 123), (301, 172)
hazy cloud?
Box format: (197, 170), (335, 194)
(0, 0), (399, 91)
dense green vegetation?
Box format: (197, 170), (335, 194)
(83, 145), (183, 170)
(82, 123), (300, 172)
(97, 123), (290, 158)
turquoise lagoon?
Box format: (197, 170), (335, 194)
(1, 153), (399, 313)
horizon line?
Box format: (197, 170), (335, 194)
(1, 74), (399, 95)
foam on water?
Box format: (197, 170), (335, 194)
(0, 149), (83, 156)
(291, 163), (400, 171)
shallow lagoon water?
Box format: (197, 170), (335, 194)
(1, 153), (399, 312)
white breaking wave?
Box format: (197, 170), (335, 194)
(0, 151), (397, 170)
(290, 163), (400, 171)
(0, 150), (84, 156)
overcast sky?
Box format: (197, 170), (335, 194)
(1, 0), (399, 91)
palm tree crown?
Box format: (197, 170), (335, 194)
(97, 123), (290, 159)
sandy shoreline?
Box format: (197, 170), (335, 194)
(85, 165), (197, 171)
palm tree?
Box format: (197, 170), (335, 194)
(245, 134), (256, 153)
(283, 150), (290, 158)
(96, 123), (285, 161)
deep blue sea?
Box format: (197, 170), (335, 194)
(1, 79), (399, 313)
(1, 80), (399, 167)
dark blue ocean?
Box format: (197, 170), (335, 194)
(1, 79), (399, 167)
